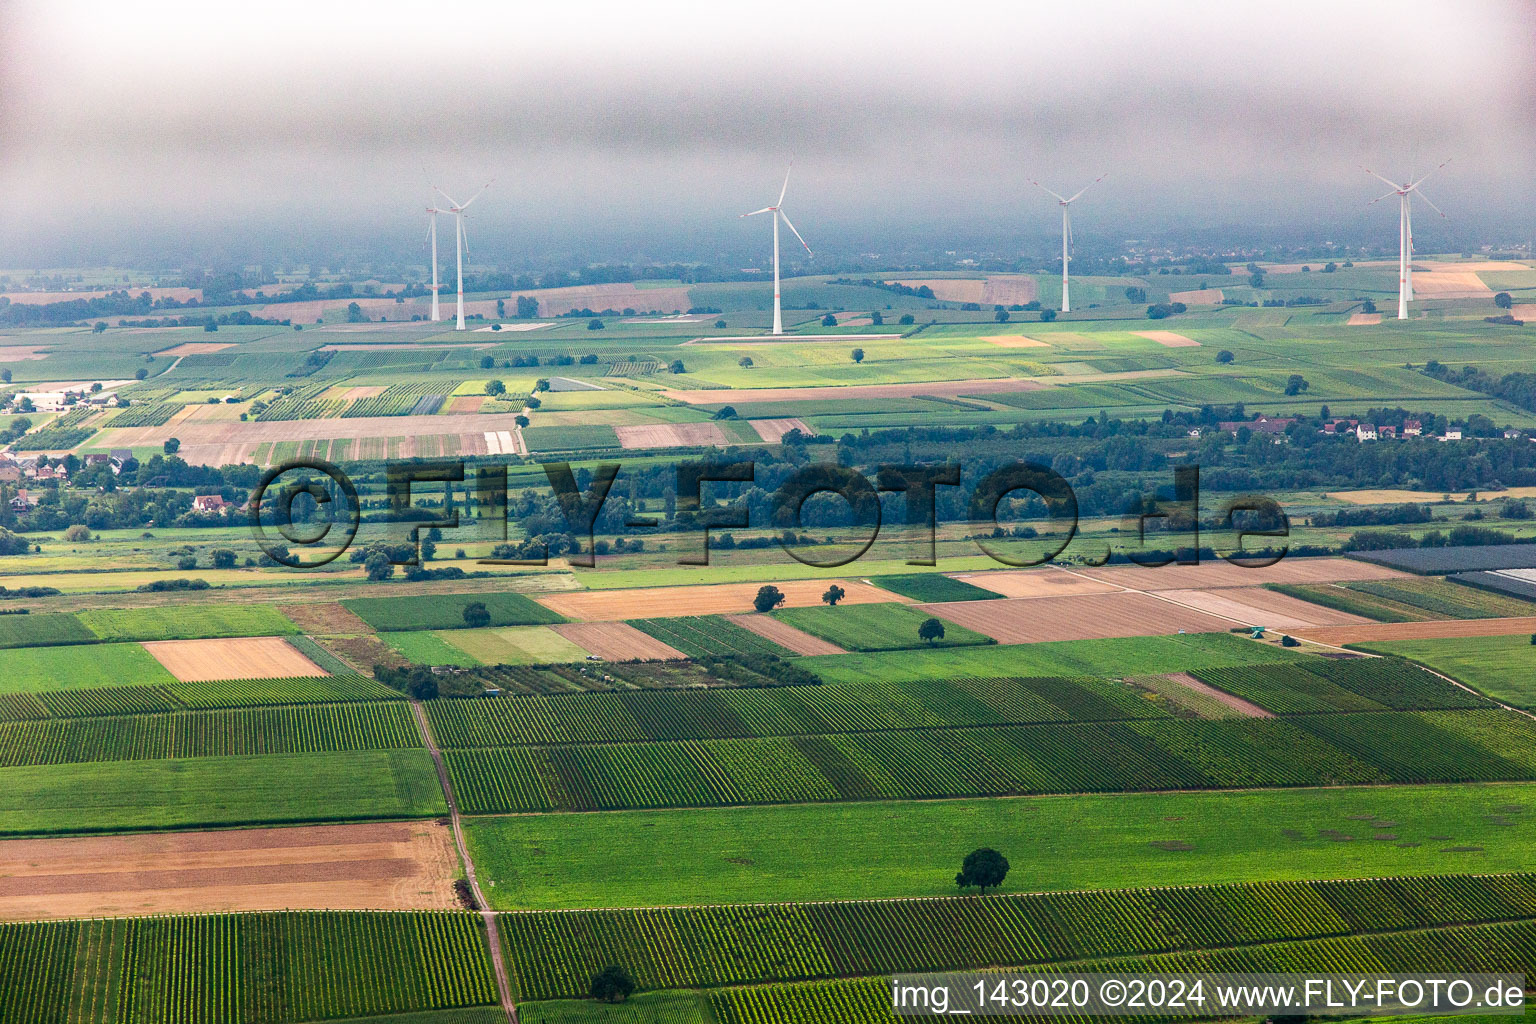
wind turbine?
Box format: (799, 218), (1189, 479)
(741, 166), (811, 335)
(1364, 159), (1449, 320)
(424, 203), (446, 322)
(1029, 174), (1106, 314)
(431, 180), (493, 330)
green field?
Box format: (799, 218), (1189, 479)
(382, 631), (484, 667)
(0, 611), (97, 648)
(0, 749), (445, 834)
(1356, 635), (1536, 708)
(439, 626), (587, 664)
(773, 603), (992, 651)
(629, 615), (795, 658)
(76, 603), (300, 641)
(867, 573), (1002, 602)
(0, 642), (177, 691)
(806, 632), (1299, 682)
(465, 783), (1536, 909)
(343, 591), (564, 630)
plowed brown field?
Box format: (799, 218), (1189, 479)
(1157, 587), (1371, 630)
(1077, 558), (1404, 591)
(0, 821), (458, 919)
(1298, 616), (1536, 647)
(142, 636), (327, 681)
(724, 614), (846, 655)
(550, 622), (687, 660)
(954, 568), (1121, 599)
(915, 592), (1235, 644)
(535, 579), (904, 621)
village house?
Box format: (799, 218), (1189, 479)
(8, 489), (37, 511)
(1378, 425), (1397, 439)
(191, 494), (231, 513)
(1356, 424), (1378, 441)
(1442, 427), (1463, 441)
(1402, 420), (1423, 436)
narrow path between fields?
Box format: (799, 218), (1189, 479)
(412, 701), (520, 1024)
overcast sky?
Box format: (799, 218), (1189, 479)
(2, 0), (1533, 267)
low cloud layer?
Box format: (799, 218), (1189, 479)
(2, 0), (1532, 265)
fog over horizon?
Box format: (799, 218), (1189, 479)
(2, 0), (1533, 270)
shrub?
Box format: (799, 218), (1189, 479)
(64, 525), (91, 542)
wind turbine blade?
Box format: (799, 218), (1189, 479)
(777, 165), (792, 208)
(459, 180), (494, 210)
(740, 207), (775, 218)
(1362, 166), (1401, 191)
(459, 218), (469, 257)
(433, 185), (461, 208)
(1064, 172), (1108, 204)
(778, 210), (811, 256)
(1414, 188), (1447, 218)
(1367, 187), (1400, 206)
(1028, 180), (1068, 203)
(1408, 157), (1452, 191)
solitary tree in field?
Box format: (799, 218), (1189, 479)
(485, 379), (506, 397)
(956, 847), (1010, 894)
(1362, 299), (1378, 314)
(715, 319), (727, 328)
(163, 438), (180, 455)
(898, 313), (915, 325)
(0, 369), (10, 382)
(590, 965), (636, 1003)
(670, 360), (686, 373)
(212, 549), (236, 569)
(1216, 350), (1234, 364)
(739, 356), (754, 369)
(480, 355), (495, 369)
(134, 368), (148, 380)
(1284, 374), (1309, 396)
(1039, 309), (1057, 322)
(1496, 292), (1514, 309)
(918, 617), (945, 645)
(514, 414), (529, 427)
(994, 309), (1009, 323)
(753, 585), (785, 613)
(463, 601), (491, 628)
(851, 348), (864, 364)
(822, 584), (846, 606)
(364, 551), (394, 582)
(822, 313), (838, 327)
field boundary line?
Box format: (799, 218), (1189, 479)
(412, 701), (519, 1023)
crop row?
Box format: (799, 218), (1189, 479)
(0, 702), (422, 766)
(1192, 658), (1489, 715)
(707, 916), (1536, 1023)
(498, 873), (1536, 1000)
(108, 402), (182, 427)
(629, 616), (794, 659)
(0, 911), (496, 1024)
(447, 710), (1536, 812)
(425, 675), (1164, 747)
(342, 380), (461, 417)
(0, 677), (405, 723)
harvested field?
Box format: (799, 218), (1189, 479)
(1077, 558), (1405, 591)
(614, 422), (730, 449)
(0, 346), (49, 361)
(1159, 672), (1273, 718)
(663, 377), (1044, 405)
(142, 636), (327, 682)
(152, 342), (233, 356)
(1133, 330), (1201, 347)
(749, 418), (814, 442)
(1347, 312), (1383, 325)
(1511, 305), (1536, 321)
(952, 568), (1121, 600)
(535, 579), (903, 621)
(723, 614), (846, 655)
(1328, 487), (1536, 504)
(446, 395), (483, 413)
(0, 821), (458, 919)
(281, 602), (375, 635)
(550, 622), (686, 661)
(506, 283), (694, 317)
(982, 335), (1050, 347)
(1299, 616), (1536, 647)
(980, 276), (1039, 305)
(1408, 270), (1492, 298)
(889, 279), (985, 303)
(913, 592), (1235, 644)
(1156, 588), (1372, 630)
(1167, 288), (1224, 304)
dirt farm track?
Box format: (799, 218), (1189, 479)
(0, 821), (459, 920)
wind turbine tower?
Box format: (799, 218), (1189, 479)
(425, 203), (445, 322)
(1029, 174), (1106, 314)
(742, 166), (812, 335)
(1365, 159), (1449, 320)
(431, 181), (493, 330)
